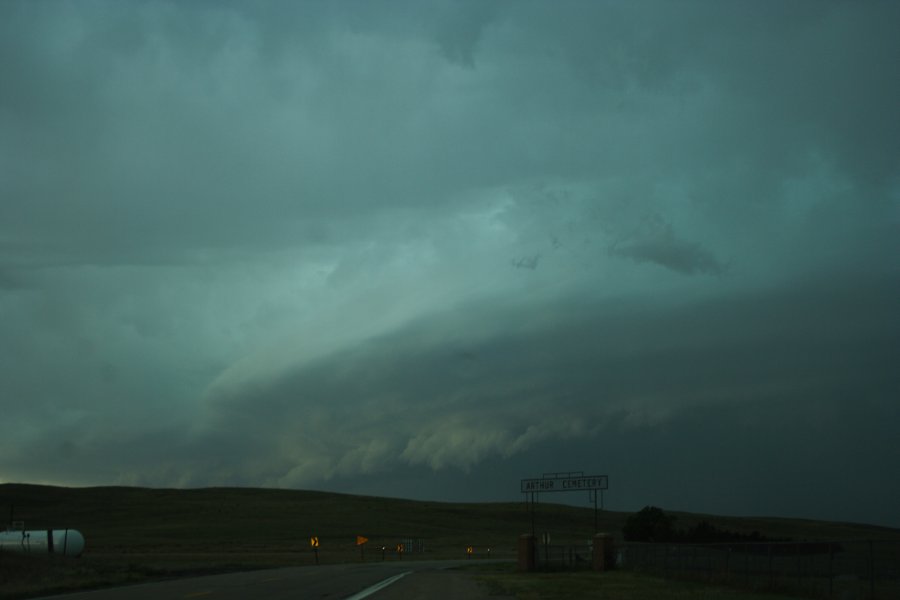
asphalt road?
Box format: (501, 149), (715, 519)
(32, 559), (515, 600)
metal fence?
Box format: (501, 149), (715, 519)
(619, 540), (900, 600)
(533, 543), (595, 570)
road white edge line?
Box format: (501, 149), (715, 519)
(343, 571), (412, 600)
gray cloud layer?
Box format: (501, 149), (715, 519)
(1, 1), (898, 526)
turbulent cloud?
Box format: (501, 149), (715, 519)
(1, 1), (898, 527)
(609, 216), (726, 275)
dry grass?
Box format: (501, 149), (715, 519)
(471, 566), (810, 600)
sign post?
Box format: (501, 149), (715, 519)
(310, 536), (320, 565)
(356, 535), (368, 560)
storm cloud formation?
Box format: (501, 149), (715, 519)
(1, 1), (898, 526)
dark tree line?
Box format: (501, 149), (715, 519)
(622, 506), (789, 544)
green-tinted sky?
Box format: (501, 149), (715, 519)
(1, 0), (898, 527)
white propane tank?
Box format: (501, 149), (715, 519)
(0, 528), (85, 557)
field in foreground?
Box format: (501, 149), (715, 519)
(1, 483), (898, 598)
(466, 563), (808, 600)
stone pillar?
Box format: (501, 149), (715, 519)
(593, 533), (615, 572)
(517, 534), (536, 572)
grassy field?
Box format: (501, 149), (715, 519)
(1, 483), (898, 598)
(463, 563), (810, 600)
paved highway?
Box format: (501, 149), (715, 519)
(33, 559), (514, 600)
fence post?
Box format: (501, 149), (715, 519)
(868, 540), (874, 600)
(725, 546), (731, 584)
(747, 546), (752, 585)
(828, 542), (833, 598)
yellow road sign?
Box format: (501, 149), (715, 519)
(466, 545), (473, 555)
(356, 535), (369, 546)
(310, 536), (319, 548)
(396, 543), (404, 553)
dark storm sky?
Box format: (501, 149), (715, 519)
(1, 1), (898, 527)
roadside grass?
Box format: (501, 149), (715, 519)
(468, 565), (807, 600)
(0, 551), (282, 600)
